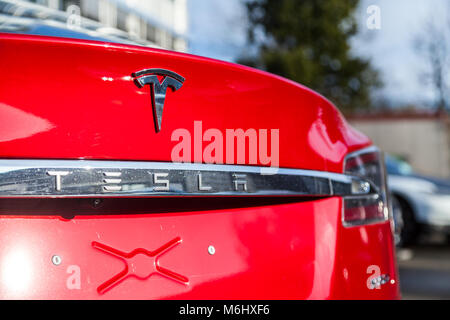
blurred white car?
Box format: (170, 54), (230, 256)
(387, 155), (450, 246)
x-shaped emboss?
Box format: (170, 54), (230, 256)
(92, 237), (188, 294)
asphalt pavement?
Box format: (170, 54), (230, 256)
(397, 242), (450, 299)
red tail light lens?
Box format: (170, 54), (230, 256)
(343, 147), (390, 227)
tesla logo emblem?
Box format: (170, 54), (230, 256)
(92, 237), (188, 294)
(132, 68), (184, 132)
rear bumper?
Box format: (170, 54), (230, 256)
(0, 197), (399, 299)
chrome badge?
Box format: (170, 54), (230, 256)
(132, 68), (184, 132)
(0, 159), (374, 198)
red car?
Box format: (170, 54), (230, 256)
(0, 19), (399, 299)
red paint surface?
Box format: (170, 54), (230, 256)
(0, 198), (399, 299)
(0, 34), (370, 172)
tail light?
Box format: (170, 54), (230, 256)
(343, 146), (391, 227)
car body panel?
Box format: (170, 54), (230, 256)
(0, 34), (370, 172)
(0, 197), (398, 299)
(0, 33), (399, 299)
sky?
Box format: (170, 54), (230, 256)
(188, 0), (248, 62)
(187, 0), (449, 108)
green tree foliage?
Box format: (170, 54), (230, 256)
(240, 0), (381, 113)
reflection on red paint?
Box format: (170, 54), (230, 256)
(0, 103), (54, 142)
(92, 237), (188, 294)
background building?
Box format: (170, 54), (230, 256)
(23, 0), (188, 51)
(348, 111), (450, 178)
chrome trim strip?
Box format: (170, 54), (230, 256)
(0, 159), (372, 198)
(344, 145), (380, 163)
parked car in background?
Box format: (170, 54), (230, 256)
(387, 155), (450, 246)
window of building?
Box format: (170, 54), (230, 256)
(126, 14), (140, 38)
(62, 0), (81, 11)
(116, 7), (127, 31)
(146, 24), (156, 43)
(98, 0), (117, 28)
(80, 0), (98, 21)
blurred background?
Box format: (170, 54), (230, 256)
(1, 0), (449, 299)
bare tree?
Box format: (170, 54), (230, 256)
(415, 18), (449, 111)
